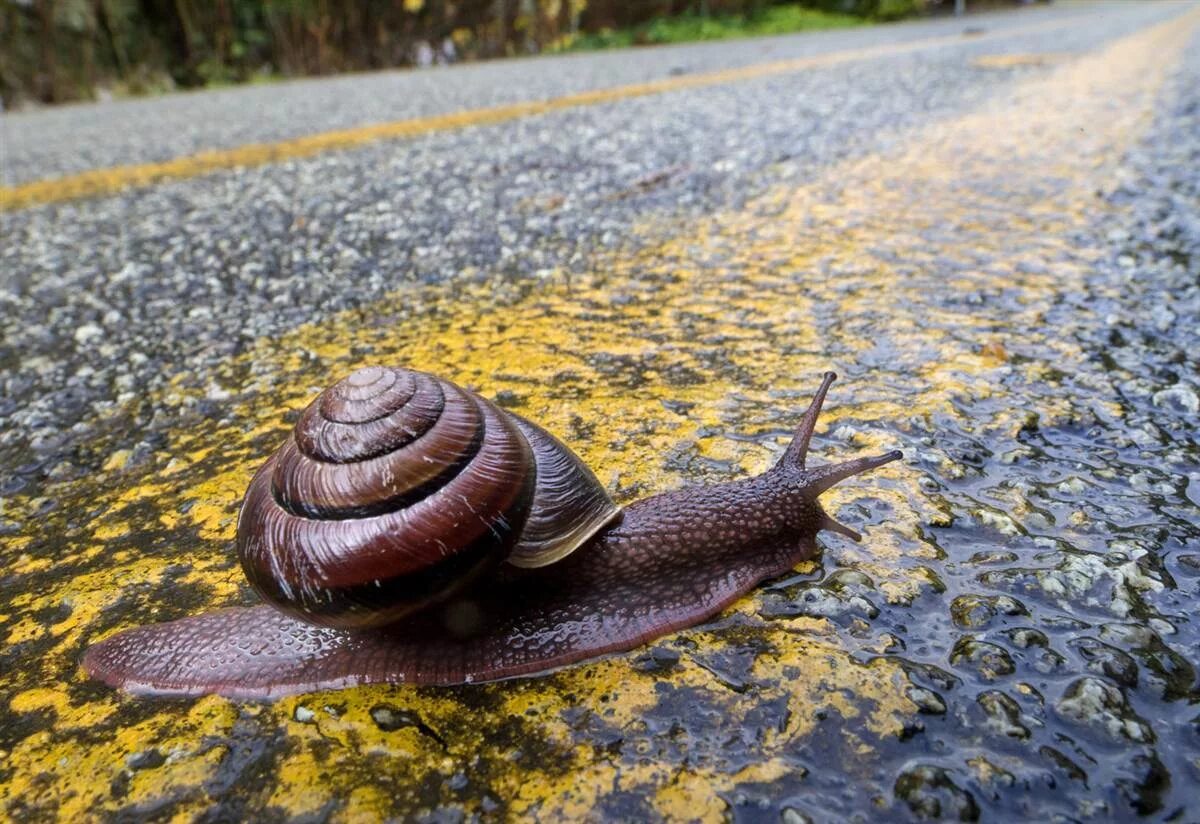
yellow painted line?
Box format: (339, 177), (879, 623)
(972, 52), (1071, 69)
(4, 8), (1199, 818)
(0, 11), (1116, 212)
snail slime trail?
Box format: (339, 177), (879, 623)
(83, 367), (901, 698)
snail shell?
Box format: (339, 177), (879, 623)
(237, 365), (620, 630)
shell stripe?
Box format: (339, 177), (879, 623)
(252, 499), (531, 629)
(319, 364), (415, 423)
(237, 372), (538, 629)
(507, 415), (623, 568)
(274, 381), (483, 518)
(295, 371), (445, 463)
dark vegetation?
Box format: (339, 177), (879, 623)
(0, 0), (1033, 107)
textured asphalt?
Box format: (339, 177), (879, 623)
(0, 0), (1185, 497)
(0, 1), (1167, 186)
(3, 2), (1200, 820)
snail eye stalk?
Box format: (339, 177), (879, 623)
(778, 370), (838, 470)
(804, 451), (904, 497)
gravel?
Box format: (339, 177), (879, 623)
(1, 2), (1199, 819)
(0, 1), (1184, 494)
(0, 1), (1170, 186)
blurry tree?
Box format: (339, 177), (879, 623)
(0, 0), (1039, 107)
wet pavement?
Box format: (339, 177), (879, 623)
(2, 2), (1199, 821)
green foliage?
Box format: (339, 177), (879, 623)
(567, 4), (862, 50)
(799, 0), (924, 18)
(0, 0), (943, 107)
(872, 0), (925, 21)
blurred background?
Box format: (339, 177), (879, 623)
(1, 0), (1047, 108)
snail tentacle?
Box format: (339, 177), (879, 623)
(819, 513), (863, 543)
(804, 450), (904, 496)
(778, 370), (838, 470)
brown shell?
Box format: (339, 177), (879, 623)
(236, 366), (619, 630)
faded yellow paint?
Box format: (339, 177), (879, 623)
(2, 13), (1096, 212)
(7, 549), (46, 574)
(967, 755), (1016, 786)
(9, 688), (119, 728)
(972, 52), (1070, 69)
(111, 480), (170, 507)
(5, 616), (48, 646)
(3, 6), (1198, 821)
(4, 696), (238, 821)
(654, 772), (726, 823)
(92, 520), (130, 541)
(102, 449), (133, 472)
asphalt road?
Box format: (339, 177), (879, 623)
(0, 0), (1184, 487)
(0, 0), (1173, 186)
(2, 1), (1199, 820)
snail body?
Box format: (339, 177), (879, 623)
(84, 368), (900, 699)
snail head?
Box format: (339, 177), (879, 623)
(773, 371), (902, 542)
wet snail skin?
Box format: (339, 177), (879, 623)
(84, 367), (901, 699)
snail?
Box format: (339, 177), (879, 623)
(83, 366), (901, 699)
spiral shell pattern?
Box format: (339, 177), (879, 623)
(237, 366), (619, 630)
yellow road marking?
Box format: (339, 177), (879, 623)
(972, 52), (1071, 69)
(3, 6), (1198, 819)
(1, 11), (1118, 212)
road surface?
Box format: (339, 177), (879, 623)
(1, 2), (1199, 820)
